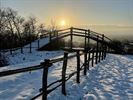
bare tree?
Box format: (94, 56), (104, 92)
(37, 23), (48, 38)
(3, 8), (23, 47)
(0, 7), (47, 49)
(0, 8), (25, 48)
(5, 8), (24, 38)
(0, 9), (7, 34)
(49, 19), (58, 31)
(0, 8), (16, 48)
(22, 16), (37, 42)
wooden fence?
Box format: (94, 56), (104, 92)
(0, 32), (50, 54)
(0, 27), (122, 100)
(0, 27), (121, 55)
(0, 38), (44, 54)
(0, 46), (107, 100)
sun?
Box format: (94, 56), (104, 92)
(60, 20), (66, 26)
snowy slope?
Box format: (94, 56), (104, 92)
(1, 36), (133, 100)
(4, 37), (50, 55)
(24, 37), (49, 49)
(0, 54), (133, 100)
(3, 36), (64, 65)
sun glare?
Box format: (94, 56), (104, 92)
(60, 20), (66, 26)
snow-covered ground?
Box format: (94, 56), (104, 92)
(4, 37), (49, 56)
(0, 53), (133, 100)
(0, 37), (133, 100)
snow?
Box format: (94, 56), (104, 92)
(0, 53), (133, 100)
(24, 37), (49, 49)
(3, 37), (63, 66)
(46, 54), (133, 100)
(4, 37), (49, 55)
(0, 37), (133, 100)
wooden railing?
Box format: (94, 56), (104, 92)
(0, 27), (123, 99)
(49, 27), (124, 53)
(0, 45), (107, 100)
(0, 27), (123, 55)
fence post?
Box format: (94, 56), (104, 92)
(76, 51), (80, 83)
(0, 41), (1, 52)
(10, 48), (12, 55)
(87, 30), (90, 70)
(87, 51), (90, 70)
(70, 27), (73, 49)
(56, 31), (59, 46)
(98, 47), (101, 62)
(102, 34), (104, 60)
(37, 39), (40, 49)
(95, 35), (99, 64)
(55, 30), (58, 39)
(102, 46), (105, 60)
(62, 52), (68, 95)
(20, 39), (23, 53)
(29, 42), (32, 53)
(21, 46), (23, 54)
(20, 39), (23, 54)
(49, 32), (52, 42)
(92, 49), (94, 67)
(85, 30), (87, 49)
(104, 45), (107, 59)
(88, 30), (90, 45)
(84, 51), (87, 75)
(41, 59), (51, 100)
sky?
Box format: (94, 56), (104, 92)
(0, 0), (133, 40)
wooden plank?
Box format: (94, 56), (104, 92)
(57, 28), (70, 33)
(0, 65), (42, 77)
(52, 34), (70, 41)
(73, 27), (87, 31)
(58, 31), (70, 35)
(73, 31), (86, 34)
(72, 34), (105, 44)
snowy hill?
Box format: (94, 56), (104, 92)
(0, 53), (133, 100)
(0, 35), (133, 100)
(3, 37), (50, 55)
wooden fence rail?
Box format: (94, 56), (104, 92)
(0, 27), (122, 55)
(0, 47), (107, 100)
(0, 27), (120, 100)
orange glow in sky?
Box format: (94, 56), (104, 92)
(1, 0), (133, 27)
(60, 20), (66, 26)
